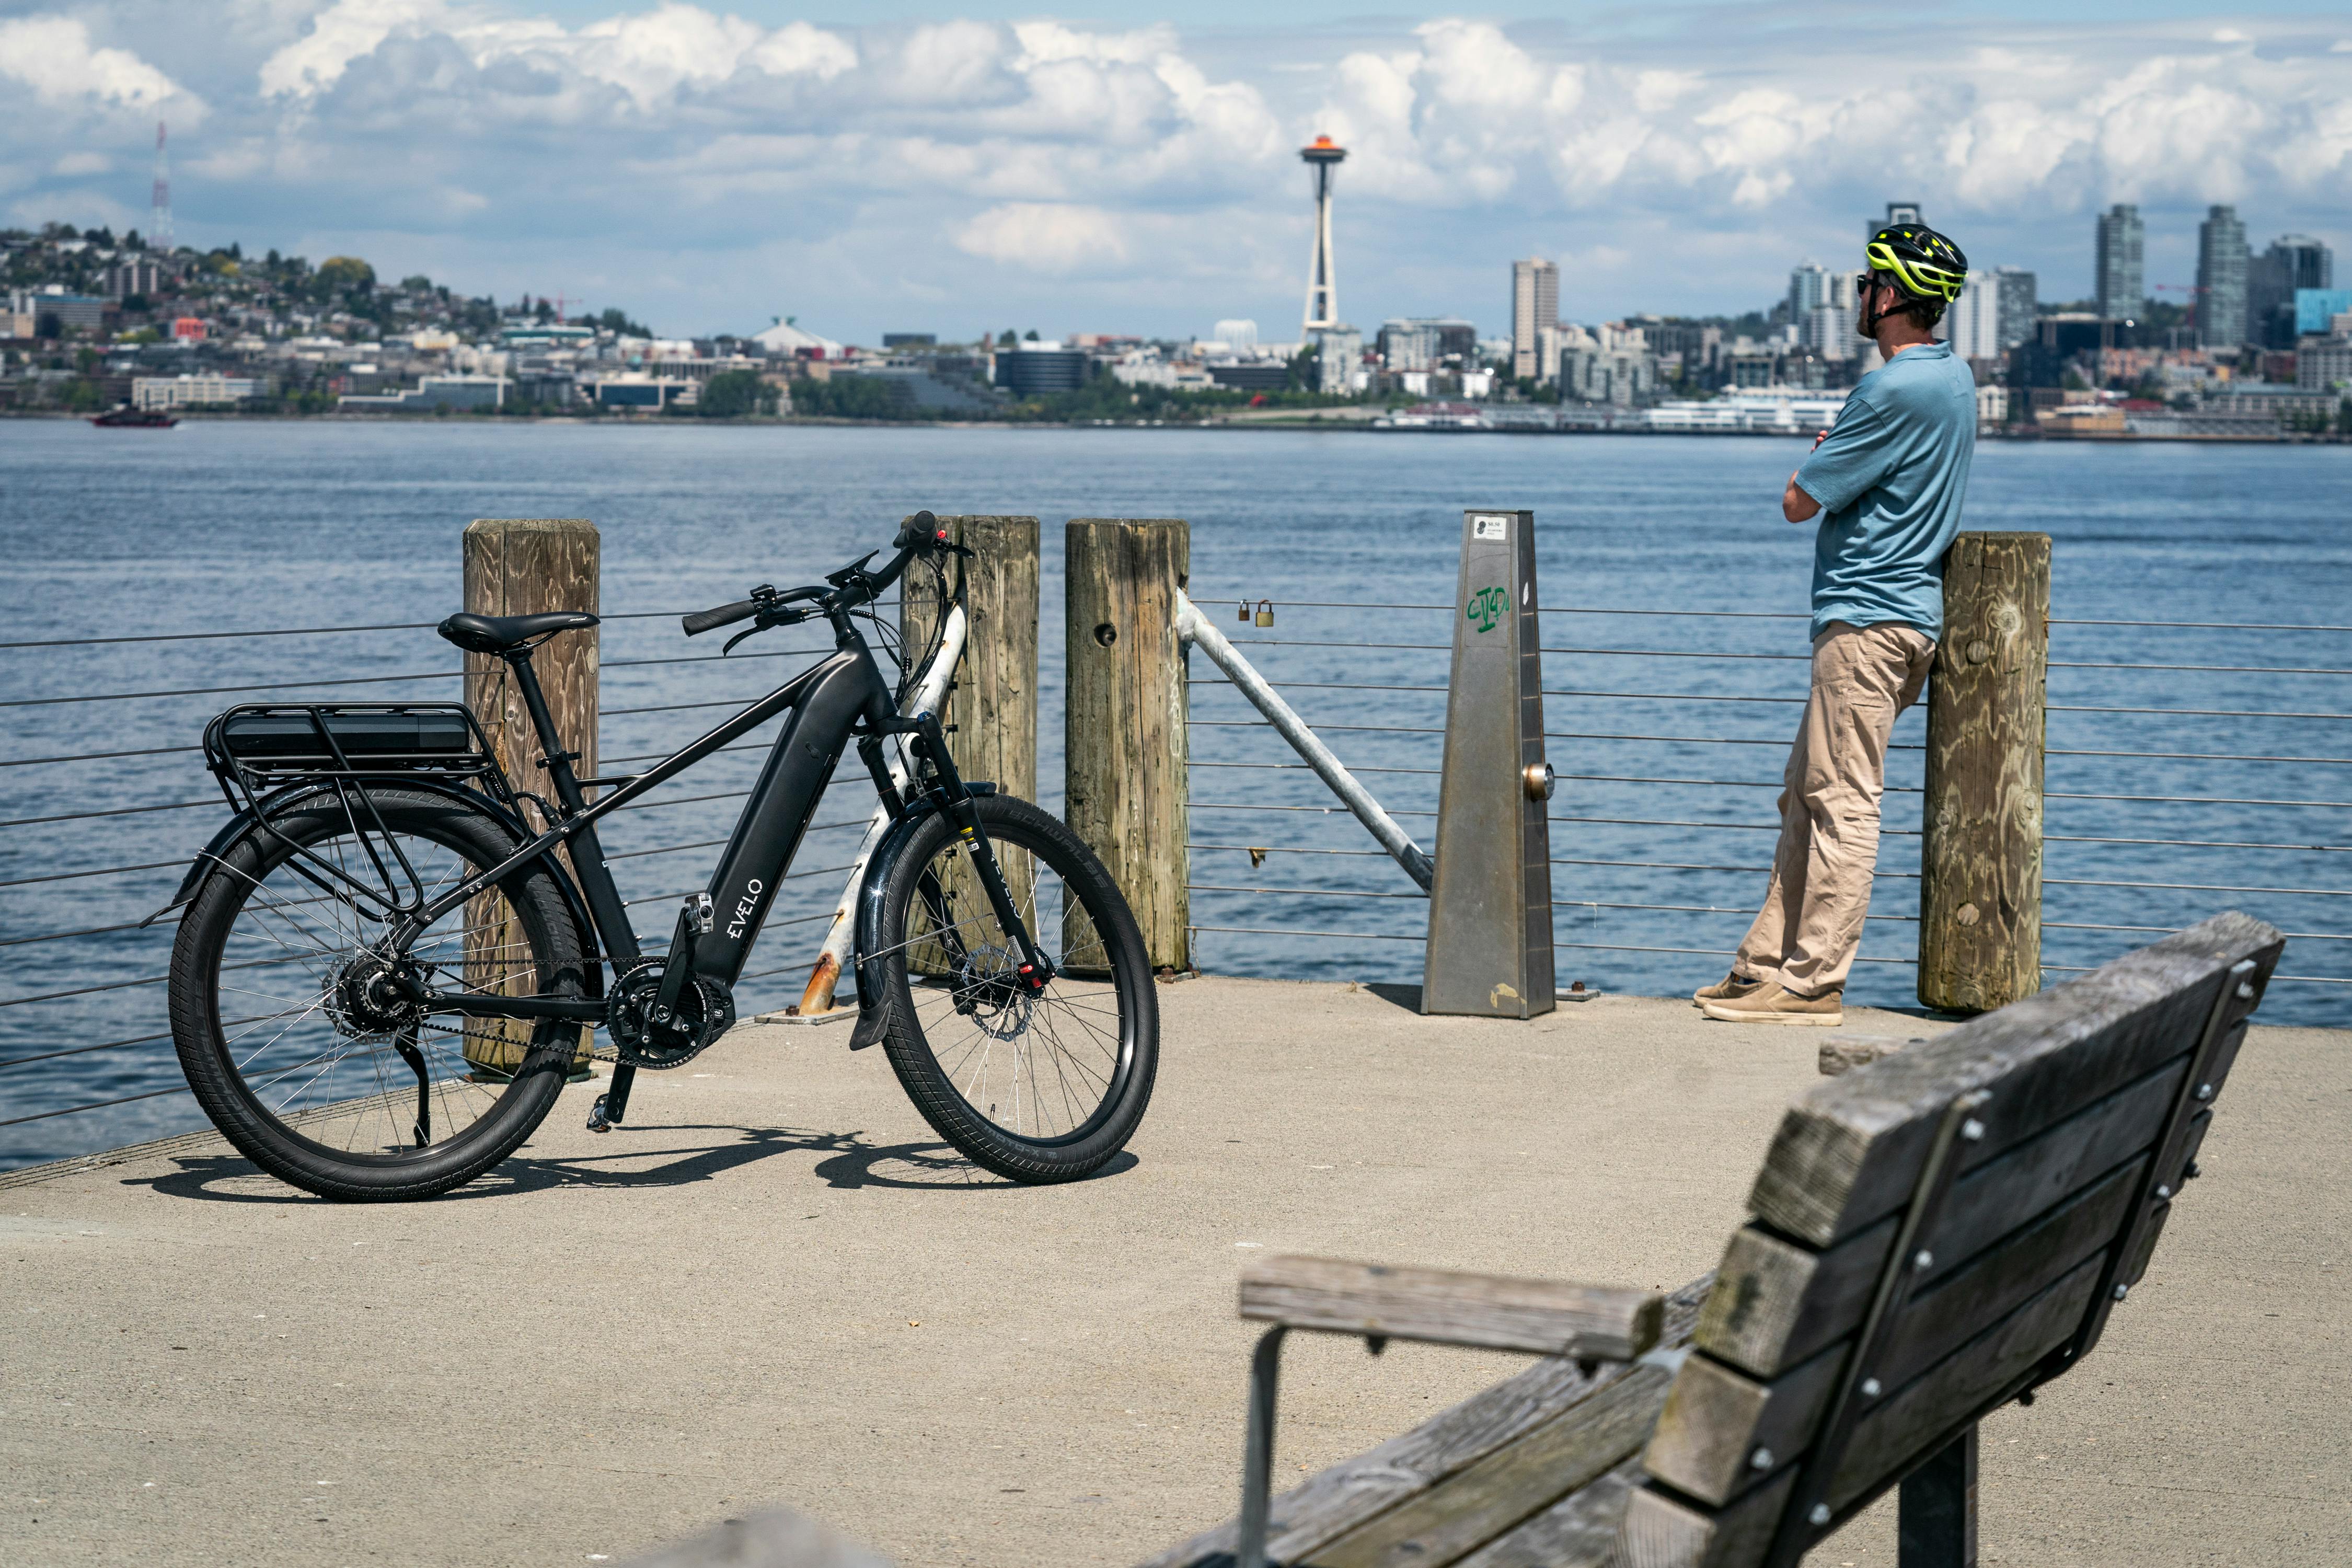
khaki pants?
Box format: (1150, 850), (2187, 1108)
(1734, 620), (1935, 998)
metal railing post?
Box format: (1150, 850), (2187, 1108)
(1424, 509), (1554, 1018)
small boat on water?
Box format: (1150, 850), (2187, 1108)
(91, 406), (178, 428)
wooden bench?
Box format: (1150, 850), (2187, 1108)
(618, 912), (2284, 1568)
(1146, 910), (2284, 1568)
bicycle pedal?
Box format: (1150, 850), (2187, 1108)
(586, 1092), (614, 1133)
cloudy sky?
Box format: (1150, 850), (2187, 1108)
(4, 2), (2348, 341)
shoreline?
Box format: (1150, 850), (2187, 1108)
(4, 409), (2343, 445)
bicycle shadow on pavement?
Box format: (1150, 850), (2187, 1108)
(122, 1125), (1138, 1204)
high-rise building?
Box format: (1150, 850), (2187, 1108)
(1511, 259), (1558, 381)
(1948, 271), (2003, 360)
(1311, 325), (1361, 395)
(1993, 268), (2037, 352)
(2196, 205), (2249, 348)
(1867, 201), (1924, 241)
(1788, 262), (1835, 326)
(2094, 204), (2145, 320)
(2248, 235), (2333, 347)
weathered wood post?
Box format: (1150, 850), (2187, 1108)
(1065, 518), (1190, 973)
(462, 517), (598, 1074)
(900, 516), (1041, 979)
(1919, 531), (2049, 1014)
(902, 515), (1040, 802)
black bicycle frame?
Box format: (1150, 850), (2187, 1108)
(399, 632), (895, 1020)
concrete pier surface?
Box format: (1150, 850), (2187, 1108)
(5, 977), (2345, 1567)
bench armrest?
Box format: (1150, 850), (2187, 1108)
(1240, 1255), (1663, 1362)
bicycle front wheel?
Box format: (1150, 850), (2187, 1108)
(167, 786), (588, 1201)
(872, 793), (1158, 1183)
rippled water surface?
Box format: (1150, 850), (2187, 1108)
(3, 418), (2346, 1167)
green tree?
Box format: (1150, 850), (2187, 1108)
(316, 256), (375, 303)
(697, 370), (775, 418)
(597, 306), (651, 337)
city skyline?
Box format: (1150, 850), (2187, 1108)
(3, 5), (2348, 340)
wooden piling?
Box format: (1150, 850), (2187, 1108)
(1064, 518), (1190, 972)
(1919, 531), (2049, 1015)
(901, 515), (1040, 803)
(898, 516), (1041, 984)
(462, 518), (599, 1073)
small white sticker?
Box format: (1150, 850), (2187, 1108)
(1472, 515), (1509, 540)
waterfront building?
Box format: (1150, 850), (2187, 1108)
(1511, 259), (1559, 382)
(9, 287), (105, 332)
(1213, 320), (1261, 354)
(2197, 206), (2250, 348)
(993, 341), (1089, 396)
(2297, 341), (2352, 393)
(1311, 325), (1361, 395)
(2249, 237), (2333, 348)
(2095, 204), (2145, 320)
(880, 333), (937, 349)
(337, 372), (508, 412)
(134, 372), (265, 410)
(105, 258), (163, 301)
(751, 318), (844, 359)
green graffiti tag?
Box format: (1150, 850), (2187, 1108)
(1465, 584), (1507, 633)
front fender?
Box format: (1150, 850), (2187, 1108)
(846, 799), (943, 1051)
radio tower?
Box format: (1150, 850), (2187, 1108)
(150, 121), (172, 252)
(1299, 134), (1346, 335)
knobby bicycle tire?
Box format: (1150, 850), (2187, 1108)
(167, 786), (588, 1201)
(873, 794), (1158, 1183)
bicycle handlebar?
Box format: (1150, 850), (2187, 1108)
(680, 513), (953, 638)
(681, 598), (761, 637)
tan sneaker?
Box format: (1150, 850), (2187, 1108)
(1692, 970), (1766, 1007)
(1701, 982), (1844, 1026)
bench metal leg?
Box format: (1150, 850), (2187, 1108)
(1898, 1422), (1978, 1567)
(1236, 1325), (1288, 1568)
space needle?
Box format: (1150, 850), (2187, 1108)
(1299, 134), (1347, 336)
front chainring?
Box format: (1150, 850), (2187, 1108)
(606, 963), (736, 1070)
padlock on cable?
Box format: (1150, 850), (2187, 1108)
(1236, 599), (1250, 622)
(1255, 598), (1274, 628)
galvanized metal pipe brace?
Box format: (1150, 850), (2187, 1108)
(1174, 591), (1433, 891)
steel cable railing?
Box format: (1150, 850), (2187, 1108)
(1182, 594), (2352, 1009)
(0, 609), (882, 1166)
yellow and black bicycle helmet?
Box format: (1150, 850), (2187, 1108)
(1861, 224), (1968, 331)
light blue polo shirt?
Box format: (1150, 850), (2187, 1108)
(1793, 342), (1978, 642)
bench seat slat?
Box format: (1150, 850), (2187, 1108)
(1450, 1456), (1648, 1568)
(1306, 1358), (1677, 1568)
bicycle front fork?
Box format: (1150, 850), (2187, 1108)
(908, 710), (1055, 993)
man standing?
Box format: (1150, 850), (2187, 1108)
(1699, 224), (1975, 1025)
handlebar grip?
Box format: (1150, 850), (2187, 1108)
(893, 510), (944, 553)
(682, 599), (760, 637)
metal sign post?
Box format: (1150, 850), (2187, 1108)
(1422, 509), (1554, 1018)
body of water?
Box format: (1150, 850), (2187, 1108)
(3, 418), (2346, 1167)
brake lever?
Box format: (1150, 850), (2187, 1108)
(721, 605), (811, 655)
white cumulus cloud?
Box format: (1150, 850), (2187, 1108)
(0, 15), (192, 112)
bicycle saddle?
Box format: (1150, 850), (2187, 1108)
(435, 610), (599, 654)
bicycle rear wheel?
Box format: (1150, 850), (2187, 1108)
(872, 793), (1158, 1183)
(167, 786), (587, 1201)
